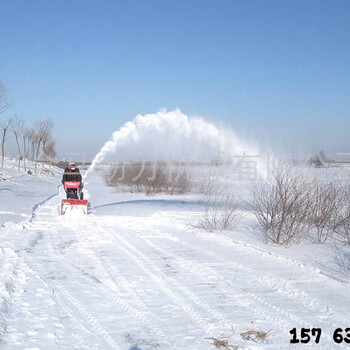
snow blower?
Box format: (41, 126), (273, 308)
(61, 181), (88, 215)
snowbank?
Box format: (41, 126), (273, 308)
(0, 158), (62, 225)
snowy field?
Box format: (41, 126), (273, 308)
(0, 159), (350, 349)
(0, 159), (61, 225)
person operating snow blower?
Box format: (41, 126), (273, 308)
(61, 162), (88, 215)
(62, 162), (83, 199)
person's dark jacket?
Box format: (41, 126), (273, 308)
(62, 167), (82, 184)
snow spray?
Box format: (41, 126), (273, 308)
(83, 109), (254, 182)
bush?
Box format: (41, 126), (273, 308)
(334, 183), (350, 244)
(306, 178), (344, 243)
(247, 164), (313, 246)
(334, 248), (350, 279)
(104, 162), (192, 195)
(192, 179), (242, 232)
(193, 194), (242, 232)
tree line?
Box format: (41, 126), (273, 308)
(0, 81), (56, 171)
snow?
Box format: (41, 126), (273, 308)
(0, 159), (350, 349)
(0, 158), (61, 225)
(84, 109), (252, 183)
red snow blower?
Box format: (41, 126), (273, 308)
(61, 181), (88, 215)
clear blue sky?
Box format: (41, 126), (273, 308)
(0, 0), (349, 159)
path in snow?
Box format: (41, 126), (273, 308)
(0, 174), (349, 350)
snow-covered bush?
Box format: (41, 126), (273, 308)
(306, 178), (344, 243)
(247, 164), (313, 246)
(191, 180), (242, 232)
(336, 215), (350, 245)
(333, 183), (350, 245)
(193, 193), (242, 232)
(104, 162), (192, 195)
(334, 248), (350, 279)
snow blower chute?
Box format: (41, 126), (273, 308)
(61, 181), (88, 215)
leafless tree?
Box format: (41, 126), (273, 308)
(20, 122), (55, 169)
(0, 81), (11, 116)
(0, 117), (13, 168)
(43, 139), (56, 161)
(34, 119), (53, 161)
(11, 115), (24, 170)
(21, 126), (31, 171)
(247, 164), (314, 246)
(29, 128), (37, 161)
(0, 82), (12, 168)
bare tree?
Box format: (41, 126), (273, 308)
(34, 119), (53, 161)
(21, 126), (31, 171)
(0, 81), (11, 116)
(29, 128), (37, 161)
(0, 82), (12, 168)
(11, 115), (24, 170)
(0, 117), (13, 168)
(43, 139), (56, 161)
(31, 119), (54, 173)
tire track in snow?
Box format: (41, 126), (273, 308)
(84, 222), (219, 338)
(133, 231), (307, 333)
(50, 218), (168, 341)
(23, 188), (230, 344)
(54, 284), (121, 350)
(120, 227), (340, 349)
(7, 182), (345, 349)
(99, 255), (149, 309)
(13, 249), (93, 349)
(96, 221), (255, 341)
(82, 221), (157, 311)
(28, 198), (168, 346)
(48, 229), (152, 323)
(18, 205), (123, 349)
(162, 211), (344, 281)
(192, 230), (345, 287)
(189, 231), (350, 327)
(0, 247), (30, 346)
(117, 215), (348, 318)
(146, 228), (350, 328)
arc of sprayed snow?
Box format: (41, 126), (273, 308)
(82, 109), (254, 183)
(83, 122), (135, 183)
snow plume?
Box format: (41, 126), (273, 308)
(83, 109), (252, 181)
(83, 121), (136, 181)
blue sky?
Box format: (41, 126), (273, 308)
(0, 0), (349, 159)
